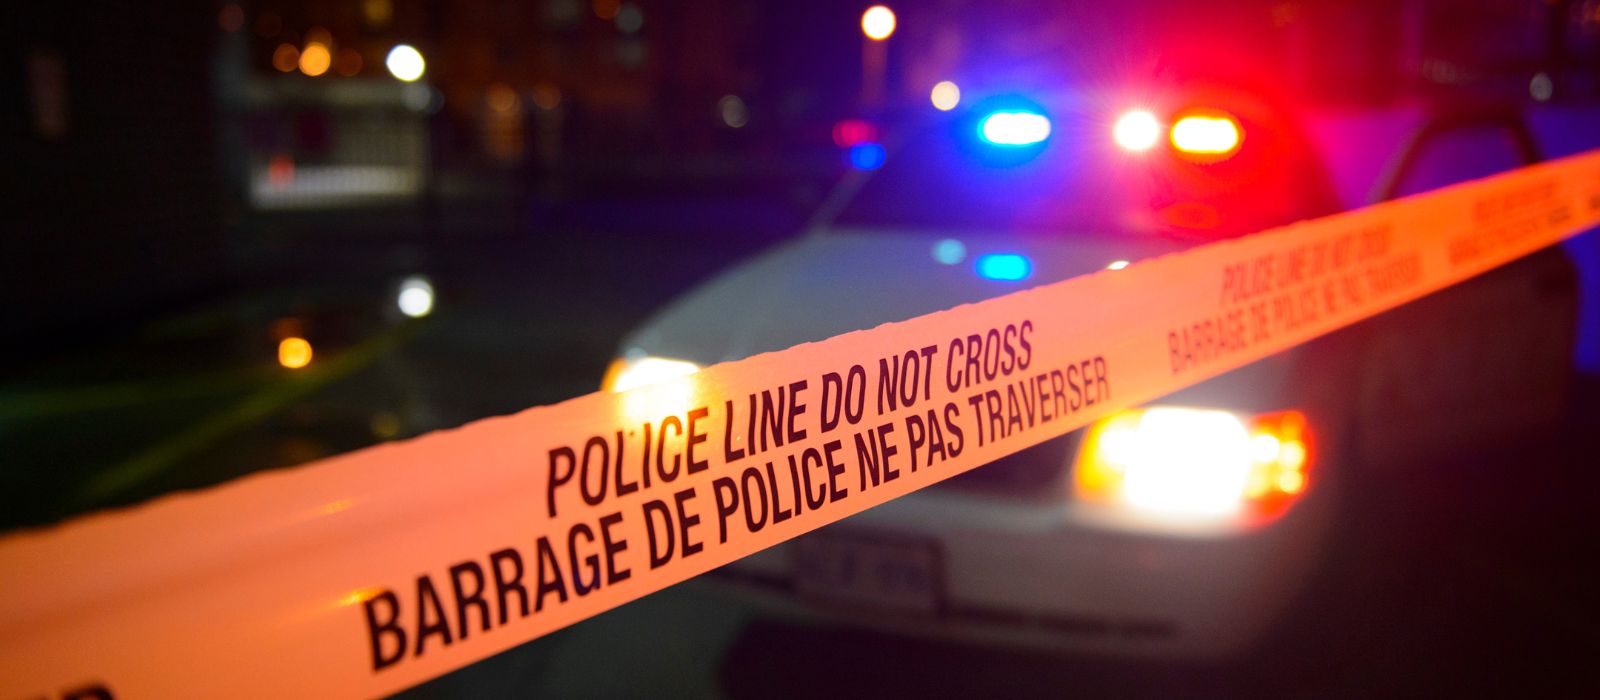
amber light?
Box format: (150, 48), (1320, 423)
(1241, 410), (1312, 516)
(299, 42), (332, 77)
(278, 337), (313, 369)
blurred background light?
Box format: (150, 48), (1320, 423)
(1107, 259), (1130, 270)
(976, 253), (1032, 281)
(931, 238), (966, 265)
(386, 44), (426, 82)
(401, 84), (434, 111)
(532, 83), (563, 110)
(272, 43), (300, 73)
(486, 83), (520, 113)
(397, 276), (435, 318)
(1113, 110), (1160, 151)
(718, 95), (748, 128)
(278, 337), (313, 369)
(616, 3), (644, 34)
(930, 80), (960, 111)
(299, 43), (332, 77)
(268, 153), (294, 187)
(335, 48), (363, 77)
(831, 119), (878, 147)
(305, 26), (334, 48)
(848, 141), (886, 170)
(218, 3), (244, 33)
(362, 0), (393, 27)
(1530, 72), (1554, 102)
(861, 5), (896, 40)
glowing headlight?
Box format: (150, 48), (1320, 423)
(602, 356), (701, 393)
(1074, 407), (1312, 519)
(603, 356), (703, 424)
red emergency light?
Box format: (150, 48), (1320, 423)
(832, 119), (880, 148)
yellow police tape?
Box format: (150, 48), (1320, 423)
(4, 150), (1599, 699)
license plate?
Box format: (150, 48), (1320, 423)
(794, 531), (941, 614)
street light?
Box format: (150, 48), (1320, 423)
(859, 5), (895, 110)
(930, 80), (960, 110)
(861, 5), (896, 40)
(385, 44), (426, 82)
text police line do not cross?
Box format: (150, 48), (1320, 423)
(359, 320), (1117, 671)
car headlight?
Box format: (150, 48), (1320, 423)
(602, 355), (703, 423)
(602, 356), (701, 393)
(1074, 406), (1311, 520)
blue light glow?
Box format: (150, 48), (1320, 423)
(979, 111), (1051, 146)
(849, 141), (887, 170)
(931, 238), (966, 265)
(976, 253), (1032, 281)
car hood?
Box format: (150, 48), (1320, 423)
(618, 227), (1185, 365)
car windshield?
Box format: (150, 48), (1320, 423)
(832, 114), (1140, 234)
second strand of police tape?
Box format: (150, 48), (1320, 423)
(2, 149), (1598, 699)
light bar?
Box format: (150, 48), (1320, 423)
(980, 111), (1052, 146)
(1170, 114), (1241, 156)
(975, 253), (1033, 281)
(1113, 110), (1161, 152)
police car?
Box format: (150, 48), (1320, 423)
(600, 82), (1578, 657)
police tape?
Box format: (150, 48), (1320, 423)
(4, 149), (1599, 699)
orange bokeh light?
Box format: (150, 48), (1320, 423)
(299, 43), (332, 77)
(272, 43), (300, 73)
(279, 337), (313, 369)
(335, 48), (363, 76)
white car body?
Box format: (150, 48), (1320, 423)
(613, 228), (1343, 658)
(607, 105), (1579, 659)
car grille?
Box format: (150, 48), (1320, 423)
(934, 431), (1080, 496)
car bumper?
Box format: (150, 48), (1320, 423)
(709, 481), (1333, 659)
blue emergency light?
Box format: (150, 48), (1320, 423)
(976, 253), (1033, 281)
(979, 110), (1052, 146)
(849, 142), (887, 170)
